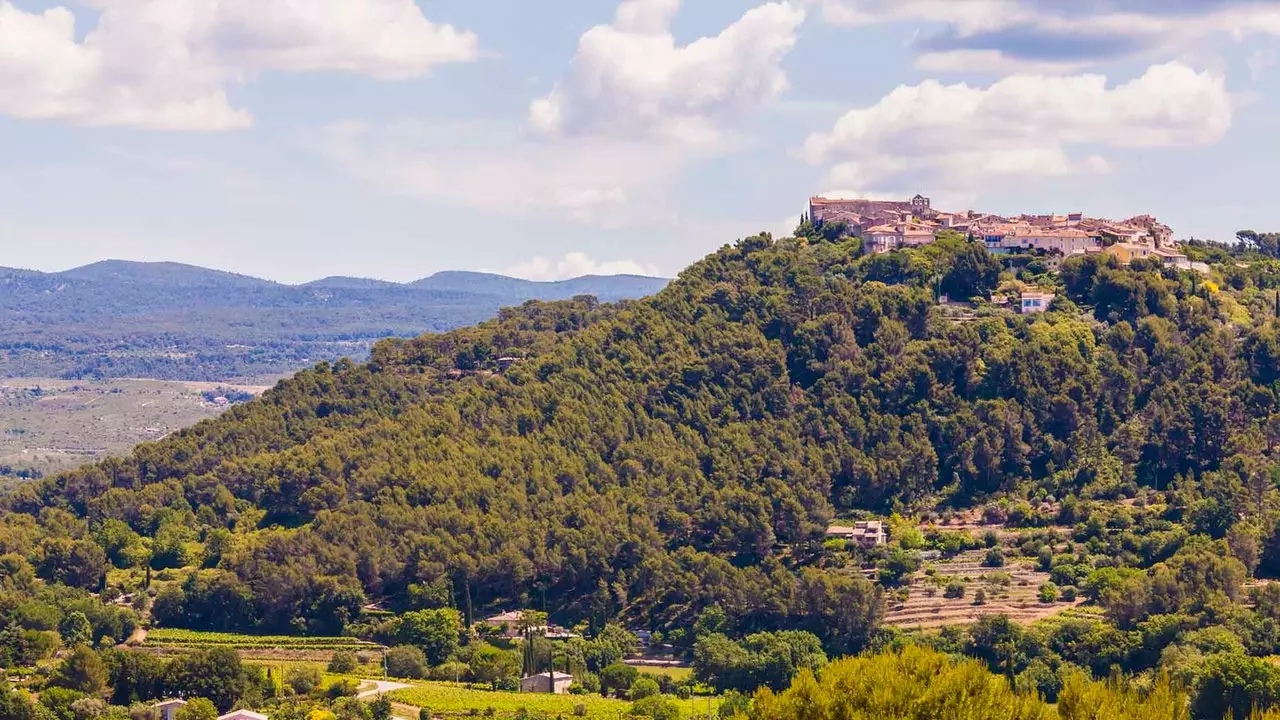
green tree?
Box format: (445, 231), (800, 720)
(628, 677), (660, 701)
(370, 696), (393, 720)
(630, 696), (681, 720)
(398, 609), (462, 666)
(60, 612), (93, 647)
(1039, 583), (1059, 604)
(0, 681), (38, 720)
(286, 665), (322, 694)
(600, 663), (639, 698)
(468, 643), (520, 690)
(165, 648), (246, 712)
(328, 651), (359, 674)
(174, 698), (218, 720)
(386, 646), (428, 680)
(1193, 653), (1280, 720)
(54, 646), (108, 695)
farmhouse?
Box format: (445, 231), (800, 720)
(153, 700), (187, 720)
(520, 672), (574, 694)
(485, 610), (551, 638)
(827, 521), (887, 547)
(218, 712), (269, 720)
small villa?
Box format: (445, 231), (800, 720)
(521, 672), (574, 694)
(153, 700), (187, 720)
(1020, 291), (1055, 314)
(218, 711), (269, 720)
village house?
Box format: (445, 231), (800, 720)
(1020, 291), (1055, 314)
(1103, 243), (1158, 264)
(827, 521), (887, 548)
(1001, 227), (1101, 256)
(218, 711), (269, 720)
(153, 700), (187, 720)
(521, 672), (574, 694)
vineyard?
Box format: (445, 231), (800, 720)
(389, 683), (720, 720)
(144, 628), (383, 651)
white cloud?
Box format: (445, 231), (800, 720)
(0, 0), (478, 131)
(817, 0), (1280, 73)
(316, 120), (710, 227)
(1250, 48), (1278, 81)
(802, 62), (1233, 200)
(317, 1), (803, 227)
(530, 0), (806, 146)
(496, 252), (660, 282)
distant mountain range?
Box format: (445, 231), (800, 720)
(0, 260), (669, 381)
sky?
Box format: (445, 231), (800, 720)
(1, 0), (1279, 283)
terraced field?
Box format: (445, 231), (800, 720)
(144, 628), (383, 651)
(883, 549), (1081, 630)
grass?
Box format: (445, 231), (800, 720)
(389, 682), (720, 720)
(631, 666), (692, 682)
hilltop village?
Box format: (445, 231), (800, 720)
(808, 195), (1204, 273)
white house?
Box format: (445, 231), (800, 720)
(153, 700), (187, 720)
(520, 672), (574, 694)
(218, 711), (269, 720)
(1021, 291), (1055, 314)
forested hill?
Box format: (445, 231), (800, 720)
(12, 232), (1280, 649)
(0, 261), (668, 381)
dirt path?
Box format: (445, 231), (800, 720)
(357, 680), (412, 699)
(125, 625), (148, 646)
(356, 681), (416, 720)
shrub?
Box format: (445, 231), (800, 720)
(327, 679), (359, 699)
(944, 581), (966, 599)
(1039, 582), (1059, 604)
(574, 705), (587, 717)
(629, 677), (660, 701)
(983, 531), (999, 549)
(984, 548), (1005, 568)
(600, 663), (639, 698)
(328, 651), (359, 674)
(1061, 586), (1077, 602)
(174, 698), (217, 720)
(577, 672), (601, 694)
(973, 589), (987, 606)
(718, 691), (750, 719)
(420, 709), (432, 720)
(630, 696), (681, 720)
(286, 665), (322, 695)
(1037, 547), (1054, 572)
(430, 661), (471, 683)
(386, 645), (428, 679)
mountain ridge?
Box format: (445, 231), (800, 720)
(0, 260), (669, 381)
(5, 260), (669, 291)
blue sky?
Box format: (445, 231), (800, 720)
(1, 0), (1278, 283)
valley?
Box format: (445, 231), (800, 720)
(0, 377), (269, 480)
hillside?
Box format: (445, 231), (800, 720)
(0, 261), (669, 381)
(8, 229), (1280, 652)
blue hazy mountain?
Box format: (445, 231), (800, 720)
(0, 261), (669, 381)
